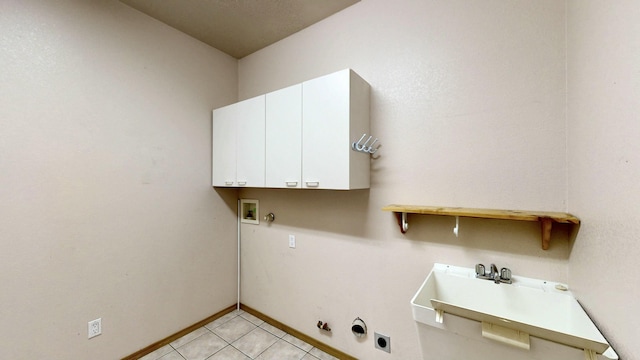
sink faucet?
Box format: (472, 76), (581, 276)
(475, 263), (512, 284)
(490, 263), (500, 284)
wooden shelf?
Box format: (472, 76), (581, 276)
(382, 204), (580, 250)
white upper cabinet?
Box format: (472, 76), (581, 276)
(212, 105), (236, 187)
(212, 69), (370, 190)
(302, 69), (370, 190)
(212, 95), (265, 187)
(265, 84), (303, 188)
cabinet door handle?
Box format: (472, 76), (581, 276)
(224, 181), (234, 186)
(237, 181), (247, 186)
(305, 181), (319, 187)
(285, 181), (298, 187)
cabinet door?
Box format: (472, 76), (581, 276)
(302, 70), (351, 189)
(236, 95), (266, 187)
(212, 105), (237, 187)
(265, 84), (302, 188)
(212, 95), (265, 187)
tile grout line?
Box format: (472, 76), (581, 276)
(162, 310), (245, 359)
(228, 325), (260, 359)
(173, 318), (239, 360)
(220, 321), (315, 360)
(145, 308), (330, 360)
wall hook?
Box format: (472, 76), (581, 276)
(358, 135), (373, 151)
(394, 212), (409, 233)
(352, 134), (366, 151)
(453, 216), (459, 237)
(402, 212), (409, 232)
(352, 133), (381, 155)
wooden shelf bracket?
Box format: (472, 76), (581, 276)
(540, 218), (553, 250)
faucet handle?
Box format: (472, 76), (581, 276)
(500, 267), (512, 281)
(475, 264), (486, 277)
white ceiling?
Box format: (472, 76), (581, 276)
(119, 0), (360, 59)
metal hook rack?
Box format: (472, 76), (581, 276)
(351, 133), (381, 154)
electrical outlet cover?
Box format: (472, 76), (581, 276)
(88, 318), (102, 339)
(288, 235), (296, 248)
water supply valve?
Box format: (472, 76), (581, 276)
(317, 320), (331, 332)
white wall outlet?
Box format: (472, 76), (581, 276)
(88, 318), (102, 339)
(288, 234), (296, 248)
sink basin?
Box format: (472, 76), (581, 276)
(411, 264), (617, 358)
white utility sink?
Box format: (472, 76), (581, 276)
(411, 264), (617, 359)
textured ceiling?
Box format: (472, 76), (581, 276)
(119, 0), (360, 59)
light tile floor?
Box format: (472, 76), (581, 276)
(139, 309), (339, 360)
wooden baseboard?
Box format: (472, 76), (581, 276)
(121, 304), (237, 360)
(240, 304), (357, 360)
(122, 303), (357, 360)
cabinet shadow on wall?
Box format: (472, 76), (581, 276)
(213, 187), (242, 214)
(228, 187), (371, 239)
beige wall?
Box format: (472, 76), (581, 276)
(238, 1), (572, 359)
(567, 1), (640, 359)
(2, 0), (635, 359)
(0, 1), (238, 359)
